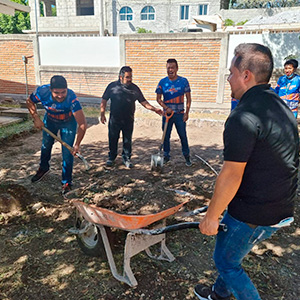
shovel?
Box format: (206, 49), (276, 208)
(42, 126), (91, 171)
(151, 111), (174, 171)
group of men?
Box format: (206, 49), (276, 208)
(27, 58), (193, 192)
(26, 43), (298, 300)
(99, 59), (192, 168)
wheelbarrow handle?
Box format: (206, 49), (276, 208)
(135, 222), (227, 235)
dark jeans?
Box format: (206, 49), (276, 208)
(41, 114), (77, 184)
(108, 117), (134, 161)
(162, 113), (190, 158)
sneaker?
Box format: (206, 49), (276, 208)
(31, 168), (50, 183)
(123, 159), (133, 169)
(163, 156), (170, 163)
(106, 159), (114, 167)
(185, 156), (192, 167)
(62, 183), (72, 196)
(194, 284), (231, 300)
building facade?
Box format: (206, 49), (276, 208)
(27, 0), (222, 35)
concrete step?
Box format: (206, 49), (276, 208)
(0, 107), (44, 118)
(20, 101), (44, 109)
(0, 108), (31, 118)
(0, 116), (24, 128)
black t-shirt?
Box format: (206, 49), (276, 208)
(102, 80), (146, 122)
(224, 84), (299, 225)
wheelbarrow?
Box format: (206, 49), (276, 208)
(69, 196), (226, 287)
(151, 111), (174, 172)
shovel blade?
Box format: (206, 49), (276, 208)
(151, 154), (164, 171)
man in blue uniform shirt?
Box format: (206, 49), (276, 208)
(156, 58), (192, 166)
(26, 75), (87, 195)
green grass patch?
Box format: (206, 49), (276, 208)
(82, 106), (100, 117)
(0, 119), (35, 140)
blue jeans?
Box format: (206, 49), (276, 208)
(162, 113), (190, 158)
(213, 212), (279, 300)
(41, 115), (77, 185)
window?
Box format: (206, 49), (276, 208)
(76, 0), (94, 16)
(141, 6), (155, 21)
(120, 6), (133, 21)
(199, 4), (208, 15)
(180, 5), (189, 20)
(40, 1), (56, 17)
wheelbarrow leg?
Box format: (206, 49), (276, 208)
(98, 225), (136, 286)
(145, 238), (175, 262)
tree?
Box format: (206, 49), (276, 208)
(0, 0), (30, 34)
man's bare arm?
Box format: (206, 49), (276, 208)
(73, 109), (87, 155)
(156, 93), (172, 114)
(199, 161), (247, 235)
(100, 99), (107, 124)
(26, 96), (44, 129)
(140, 100), (163, 116)
(183, 92), (191, 122)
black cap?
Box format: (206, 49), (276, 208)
(50, 75), (67, 89)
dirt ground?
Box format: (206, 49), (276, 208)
(0, 114), (299, 300)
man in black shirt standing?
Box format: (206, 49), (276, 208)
(100, 66), (163, 168)
(194, 44), (299, 300)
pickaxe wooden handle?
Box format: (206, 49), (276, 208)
(42, 126), (91, 170)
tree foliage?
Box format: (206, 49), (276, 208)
(0, 0), (30, 34)
(136, 27), (153, 33)
(231, 0), (300, 9)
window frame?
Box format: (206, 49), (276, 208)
(119, 6), (133, 21)
(140, 5), (155, 21)
(198, 3), (209, 15)
(180, 5), (190, 20)
(76, 0), (95, 16)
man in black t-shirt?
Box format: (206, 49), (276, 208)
(100, 66), (163, 168)
(194, 44), (299, 300)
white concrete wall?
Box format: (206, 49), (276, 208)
(39, 36), (120, 67)
(228, 32), (300, 69)
(37, 31), (300, 68)
(227, 34), (263, 67)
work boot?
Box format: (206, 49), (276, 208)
(163, 156), (170, 163)
(31, 168), (50, 183)
(185, 156), (192, 167)
(194, 284), (231, 300)
(123, 159), (133, 169)
(62, 183), (72, 196)
(106, 159), (114, 167)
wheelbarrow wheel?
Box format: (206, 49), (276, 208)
(76, 217), (112, 257)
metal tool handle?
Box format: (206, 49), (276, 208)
(135, 222), (227, 235)
(160, 111), (174, 149)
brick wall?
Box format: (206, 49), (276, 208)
(0, 36), (35, 95)
(124, 36), (222, 105)
(39, 69), (118, 98)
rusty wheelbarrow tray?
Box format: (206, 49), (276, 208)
(69, 199), (192, 287)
